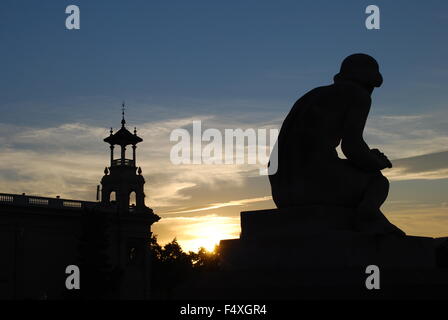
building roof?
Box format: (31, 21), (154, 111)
(104, 126), (143, 146)
(104, 104), (143, 145)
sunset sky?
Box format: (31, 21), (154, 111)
(1, 1), (448, 252)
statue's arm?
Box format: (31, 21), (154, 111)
(341, 91), (386, 171)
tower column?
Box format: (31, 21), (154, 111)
(101, 187), (110, 204)
(121, 145), (126, 161)
(136, 188), (145, 208)
(110, 145), (114, 165)
(119, 188), (130, 213)
(132, 145), (136, 165)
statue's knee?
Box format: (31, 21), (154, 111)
(373, 171), (389, 190)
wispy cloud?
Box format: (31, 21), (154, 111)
(385, 151), (448, 181)
(387, 207), (448, 238)
(365, 110), (448, 159)
(0, 114), (279, 208)
(1, 107), (448, 250)
(164, 196), (272, 214)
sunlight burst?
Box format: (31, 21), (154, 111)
(179, 218), (240, 252)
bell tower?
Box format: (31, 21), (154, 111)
(100, 104), (154, 216)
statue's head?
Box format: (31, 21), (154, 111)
(334, 53), (383, 89)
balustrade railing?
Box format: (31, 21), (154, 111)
(0, 193), (95, 210)
(111, 159), (135, 167)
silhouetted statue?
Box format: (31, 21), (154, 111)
(269, 54), (405, 236)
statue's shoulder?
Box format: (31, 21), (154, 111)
(295, 85), (334, 102)
(332, 82), (372, 105)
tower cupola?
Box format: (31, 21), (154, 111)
(100, 103), (155, 217)
(104, 103), (143, 168)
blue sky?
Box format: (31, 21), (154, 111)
(2, 0), (448, 124)
(1, 1), (448, 250)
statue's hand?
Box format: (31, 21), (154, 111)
(371, 149), (392, 169)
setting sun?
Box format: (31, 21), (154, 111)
(152, 215), (241, 253)
(187, 224), (230, 252)
(182, 218), (241, 252)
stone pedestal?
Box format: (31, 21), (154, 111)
(178, 206), (448, 299)
(240, 206), (356, 239)
(173, 206), (448, 299)
(221, 206), (440, 270)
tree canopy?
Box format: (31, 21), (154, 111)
(149, 235), (220, 298)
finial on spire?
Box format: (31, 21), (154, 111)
(121, 101), (126, 127)
(134, 127), (137, 135)
(110, 127), (113, 135)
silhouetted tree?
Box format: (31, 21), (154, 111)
(149, 235), (195, 298)
(149, 236), (223, 299)
(149, 233), (163, 261)
(189, 246), (220, 271)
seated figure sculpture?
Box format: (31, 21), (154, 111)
(269, 54), (405, 236)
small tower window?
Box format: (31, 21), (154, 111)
(129, 191), (136, 207)
(127, 240), (143, 266)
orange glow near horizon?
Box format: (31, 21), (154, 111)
(153, 214), (241, 253)
(177, 222), (240, 253)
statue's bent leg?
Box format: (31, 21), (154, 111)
(355, 172), (406, 236)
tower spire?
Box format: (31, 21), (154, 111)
(121, 101), (126, 127)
